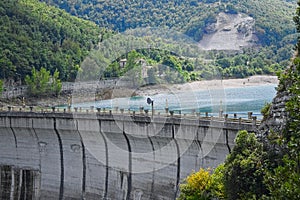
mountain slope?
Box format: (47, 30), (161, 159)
(41, 0), (297, 46)
(198, 12), (257, 50)
(39, 0), (299, 75)
(0, 0), (106, 82)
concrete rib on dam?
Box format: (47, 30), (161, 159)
(0, 111), (257, 199)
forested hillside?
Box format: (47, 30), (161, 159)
(41, 0), (297, 45)
(1, 0), (298, 86)
(0, 0), (107, 82)
(39, 0), (299, 80)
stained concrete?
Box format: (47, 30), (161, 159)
(0, 112), (256, 199)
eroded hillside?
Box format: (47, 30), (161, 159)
(199, 12), (258, 50)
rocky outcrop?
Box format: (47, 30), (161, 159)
(199, 12), (258, 50)
(258, 66), (296, 137)
(258, 89), (290, 137)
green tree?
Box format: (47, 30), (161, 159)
(25, 67), (62, 97)
(162, 56), (182, 72)
(223, 130), (268, 199)
(210, 164), (226, 199)
(264, 156), (300, 199)
(216, 58), (231, 69)
(50, 69), (62, 96)
(25, 67), (50, 96)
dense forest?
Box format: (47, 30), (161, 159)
(0, 0), (108, 82)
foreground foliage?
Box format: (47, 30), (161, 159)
(178, 165), (225, 200)
(179, 131), (267, 199)
(223, 131), (267, 199)
(179, 122), (299, 199)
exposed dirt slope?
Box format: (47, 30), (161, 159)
(199, 12), (258, 50)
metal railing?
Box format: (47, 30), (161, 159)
(0, 105), (260, 126)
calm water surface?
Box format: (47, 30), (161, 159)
(71, 84), (277, 119)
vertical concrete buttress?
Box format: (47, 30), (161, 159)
(0, 113), (255, 199)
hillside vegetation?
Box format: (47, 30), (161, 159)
(0, 0), (108, 82)
(1, 0), (298, 88)
(41, 0), (297, 45)
(39, 0), (298, 80)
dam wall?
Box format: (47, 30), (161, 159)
(0, 111), (257, 199)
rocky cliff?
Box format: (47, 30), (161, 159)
(258, 64), (297, 138)
(258, 87), (290, 137)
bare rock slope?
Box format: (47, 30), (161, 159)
(199, 12), (258, 50)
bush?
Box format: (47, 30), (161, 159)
(178, 165), (225, 200)
(261, 102), (271, 120)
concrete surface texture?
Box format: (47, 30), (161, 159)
(0, 112), (256, 200)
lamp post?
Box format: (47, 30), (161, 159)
(147, 97), (154, 118)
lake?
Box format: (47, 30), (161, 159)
(71, 84), (277, 119)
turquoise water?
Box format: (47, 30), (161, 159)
(71, 84), (277, 119)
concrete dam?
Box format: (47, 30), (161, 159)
(0, 108), (258, 199)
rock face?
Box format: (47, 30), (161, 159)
(199, 12), (258, 50)
(258, 68), (296, 137)
(259, 89), (290, 137)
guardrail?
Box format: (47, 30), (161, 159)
(0, 105), (260, 126)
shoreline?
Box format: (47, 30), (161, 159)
(0, 75), (278, 107)
(136, 75), (279, 96)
